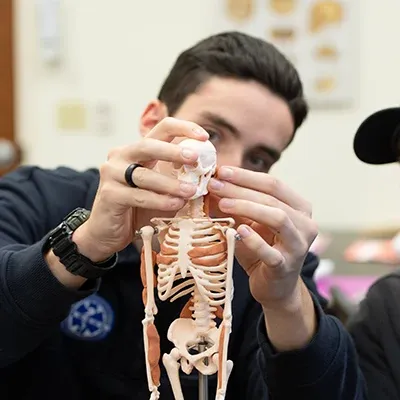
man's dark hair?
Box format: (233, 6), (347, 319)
(158, 31), (308, 135)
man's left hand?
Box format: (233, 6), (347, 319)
(208, 166), (318, 350)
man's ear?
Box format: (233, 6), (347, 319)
(139, 100), (168, 137)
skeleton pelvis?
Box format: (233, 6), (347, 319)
(167, 317), (220, 375)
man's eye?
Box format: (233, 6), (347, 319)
(247, 155), (271, 172)
(206, 130), (222, 145)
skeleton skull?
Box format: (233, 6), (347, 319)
(177, 138), (217, 199)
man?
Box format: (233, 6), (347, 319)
(349, 106), (400, 399)
(0, 31), (364, 399)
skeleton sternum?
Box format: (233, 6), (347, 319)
(176, 219), (196, 280)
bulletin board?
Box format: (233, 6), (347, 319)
(225, 0), (359, 108)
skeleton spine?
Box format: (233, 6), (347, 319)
(191, 287), (216, 336)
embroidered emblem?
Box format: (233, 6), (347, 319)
(61, 294), (114, 340)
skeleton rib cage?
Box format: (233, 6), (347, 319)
(155, 218), (234, 336)
(157, 219), (231, 311)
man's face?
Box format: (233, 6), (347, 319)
(175, 77), (293, 172)
(140, 76), (295, 215)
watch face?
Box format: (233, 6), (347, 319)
(66, 208), (90, 231)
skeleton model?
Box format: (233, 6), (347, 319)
(138, 138), (237, 400)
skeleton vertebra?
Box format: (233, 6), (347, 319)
(138, 139), (237, 400)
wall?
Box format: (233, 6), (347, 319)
(13, 0), (400, 230)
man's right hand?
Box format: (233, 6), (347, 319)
(73, 117), (209, 263)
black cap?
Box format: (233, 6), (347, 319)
(353, 107), (400, 164)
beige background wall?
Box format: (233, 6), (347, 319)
(13, 0), (400, 229)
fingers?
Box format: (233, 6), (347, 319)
(146, 117), (209, 142)
(219, 198), (305, 252)
(107, 118), (209, 167)
(100, 182), (185, 212)
(94, 117), (212, 222)
(209, 178), (297, 221)
(100, 160), (197, 198)
(216, 167), (312, 216)
(209, 168), (318, 248)
(109, 138), (200, 166)
(100, 117), (211, 213)
(236, 225), (285, 269)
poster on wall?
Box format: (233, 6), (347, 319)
(224, 0), (359, 108)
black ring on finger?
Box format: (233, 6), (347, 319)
(124, 163), (143, 188)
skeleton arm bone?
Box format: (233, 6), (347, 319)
(140, 226), (161, 400)
(215, 227), (236, 399)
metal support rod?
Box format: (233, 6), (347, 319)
(198, 342), (208, 400)
(199, 371), (208, 400)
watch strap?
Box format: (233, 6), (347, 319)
(48, 208), (117, 279)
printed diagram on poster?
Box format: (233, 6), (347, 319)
(224, 0), (358, 108)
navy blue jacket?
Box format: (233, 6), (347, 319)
(0, 166), (366, 399)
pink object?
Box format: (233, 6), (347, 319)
(316, 275), (378, 303)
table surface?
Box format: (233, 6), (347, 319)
(319, 230), (397, 278)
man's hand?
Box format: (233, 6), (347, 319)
(208, 166), (318, 351)
(73, 118), (209, 262)
(45, 118), (210, 287)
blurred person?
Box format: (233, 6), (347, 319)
(348, 106), (400, 399)
(0, 31), (365, 399)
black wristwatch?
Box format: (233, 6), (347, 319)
(47, 207), (117, 279)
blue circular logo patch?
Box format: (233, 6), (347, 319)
(61, 294), (114, 341)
